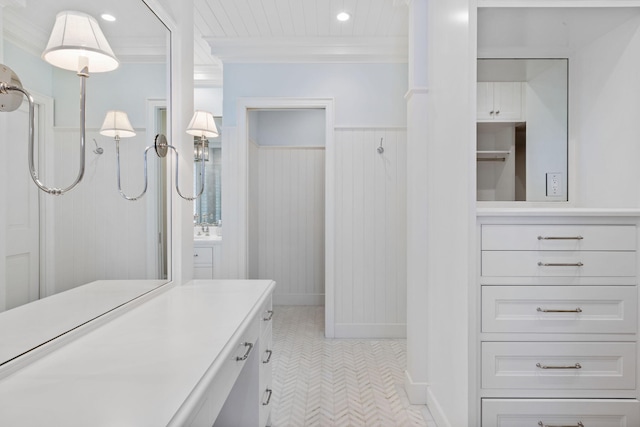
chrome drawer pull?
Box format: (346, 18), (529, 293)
(263, 349), (273, 364)
(538, 262), (584, 267)
(262, 388), (273, 406)
(536, 362), (582, 370)
(537, 307), (582, 313)
(537, 235), (584, 240)
(263, 310), (274, 321)
(235, 342), (253, 361)
(538, 422), (584, 427)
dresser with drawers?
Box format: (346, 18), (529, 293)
(477, 211), (640, 426)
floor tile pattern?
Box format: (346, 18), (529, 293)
(271, 306), (431, 427)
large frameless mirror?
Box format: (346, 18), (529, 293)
(476, 58), (568, 202)
(0, 0), (170, 365)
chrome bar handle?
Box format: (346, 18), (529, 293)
(538, 422), (584, 427)
(263, 310), (274, 321)
(538, 236), (584, 240)
(235, 342), (253, 361)
(262, 388), (273, 406)
(538, 262), (584, 267)
(537, 307), (583, 313)
(263, 349), (273, 364)
(536, 362), (582, 370)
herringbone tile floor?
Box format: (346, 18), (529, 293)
(271, 306), (435, 427)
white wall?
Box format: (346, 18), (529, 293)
(334, 128), (407, 338)
(525, 61), (567, 201)
(249, 145), (325, 305)
(571, 12), (640, 207)
(222, 63), (408, 337)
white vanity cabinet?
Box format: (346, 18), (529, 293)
(477, 211), (640, 426)
(0, 279), (275, 427)
(194, 238), (222, 279)
(477, 81), (524, 121)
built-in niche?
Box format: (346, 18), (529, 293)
(476, 58), (568, 202)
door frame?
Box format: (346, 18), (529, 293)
(236, 97), (336, 337)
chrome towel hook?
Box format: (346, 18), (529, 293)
(377, 137), (384, 154)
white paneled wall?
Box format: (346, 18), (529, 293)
(50, 128), (157, 294)
(248, 143), (325, 305)
(334, 128), (407, 338)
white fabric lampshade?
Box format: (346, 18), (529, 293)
(42, 11), (119, 73)
(186, 110), (219, 138)
(100, 110), (136, 138)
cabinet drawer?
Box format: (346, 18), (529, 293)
(259, 325), (273, 427)
(482, 251), (636, 277)
(482, 399), (640, 427)
(482, 342), (636, 390)
(193, 247), (213, 265)
(482, 225), (636, 251)
(482, 286), (637, 334)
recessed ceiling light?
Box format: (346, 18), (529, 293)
(101, 14), (116, 22)
(336, 12), (351, 22)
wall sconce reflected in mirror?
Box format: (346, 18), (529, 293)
(194, 140), (209, 162)
(0, 11), (118, 195)
(100, 110), (218, 202)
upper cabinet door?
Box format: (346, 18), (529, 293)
(477, 82), (524, 122)
(477, 82), (495, 121)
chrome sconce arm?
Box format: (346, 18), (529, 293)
(0, 68), (87, 195)
(157, 135), (206, 201)
(114, 136), (152, 201)
(101, 110), (216, 202)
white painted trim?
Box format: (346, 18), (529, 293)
(145, 99), (167, 280)
(427, 388), (451, 427)
(404, 369), (429, 404)
(334, 323), (407, 339)
(236, 97), (336, 338)
(404, 87), (430, 100)
(256, 145), (326, 150)
(29, 91), (55, 299)
(273, 294), (324, 306)
(479, 0), (640, 6)
(334, 126), (408, 130)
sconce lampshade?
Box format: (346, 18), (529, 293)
(100, 110), (136, 138)
(42, 11), (119, 73)
(186, 111), (219, 138)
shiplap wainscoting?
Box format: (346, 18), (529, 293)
(50, 128), (157, 294)
(248, 142), (325, 305)
(334, 128), (407, 338)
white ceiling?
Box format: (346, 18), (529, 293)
(193, 0), (410, 86)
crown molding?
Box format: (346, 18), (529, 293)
(204, 36), (408, 64)
(194, 64), (223, 88)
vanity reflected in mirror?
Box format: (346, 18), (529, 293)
(477, 58), (568, 202)
(0, 0), (170, 364)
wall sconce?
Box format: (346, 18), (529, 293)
(0, 11), (118, 195)
(100, 110), (218, 202)
(99, 110), (144, 201)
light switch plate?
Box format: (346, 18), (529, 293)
(546, 172), (562, 196)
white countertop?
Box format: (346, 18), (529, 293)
(0, 280), (168, 368)
(0, 279), (275, 426)
(477, 207), (640, 217)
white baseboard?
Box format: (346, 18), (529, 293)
(427, 388), (451, 427)
(404, 370), (428, 404)
(334, 323), (406, 338)
(273, 293), (324, 306)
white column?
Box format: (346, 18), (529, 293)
(405, 0), (475, 425)
(404, 0), (430, 405)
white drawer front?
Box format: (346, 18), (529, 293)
(482, 342), (636, 390)
(482, 399), (640, 427)
(482, 286), (638, 334)
(193, 247), (213, 265)
(482, 225), (637, 251)
(482, 251), (636, 277)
